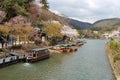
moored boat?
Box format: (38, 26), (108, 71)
(26, 48), (50, 62)
(51, 44), (78, 53)
(72, 39), (86, 46)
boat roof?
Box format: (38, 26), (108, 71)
(10, 52), (25, 56)
(56, 44), (72, 47)
(30, 47), (50, 52)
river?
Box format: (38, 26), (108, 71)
(0, 39), (115, 80)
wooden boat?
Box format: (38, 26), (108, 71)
(48, 49), (61, 54)
(72, 39), (86, 47)
(76, 42), (84, 46)
(26, 48), (50, 62)
(51, 44), (77, 53)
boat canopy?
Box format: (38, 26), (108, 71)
(27, 48), (50, 52)
(56, 44), (72, 47)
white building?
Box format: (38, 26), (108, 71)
(103, 30), (120, 39)
(93, 31), (98, 34)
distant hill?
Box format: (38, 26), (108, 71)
(91, 18), (120, 28)
(67, 18), (92, 29)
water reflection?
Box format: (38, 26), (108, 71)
(23, 63), (31, 67)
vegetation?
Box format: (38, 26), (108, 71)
(0, 0), (80, 50)
(44, 22), (62, 37)
(0, 0), (65, 49)
(0, 0), (33, 21)
(90, 26), (117, 33)
(108, 38), (120, 63)
(0, 23), (34, 46)
(110, 38), (119, 50)
(77, 29), (83, 38)
(34, 39), (42, 45)
(40, 0), (49, 9)
(106, 38), (120, 78)
(77, 29), (101, 39)
(92, 18), (120, 28)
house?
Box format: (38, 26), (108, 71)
(103, 30), (120, 39)
(93, 31), (98, 34)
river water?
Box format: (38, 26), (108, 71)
(0, 39), (115, 80)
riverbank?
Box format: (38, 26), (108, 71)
(105, 43), (120, 80)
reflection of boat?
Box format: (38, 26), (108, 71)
(26, 48), (50, 62)
(50, 44), (77, 53)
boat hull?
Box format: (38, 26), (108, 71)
(26, 54), (50, 63)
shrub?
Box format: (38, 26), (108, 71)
(11, 45), (22, 49)
(114, 54), (120, 63)
(34, 40), (42, 45)
(109, 38), (119, 50)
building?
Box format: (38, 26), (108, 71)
(103, 30), (120, 39)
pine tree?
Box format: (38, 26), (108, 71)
(40, 0), (49, 9)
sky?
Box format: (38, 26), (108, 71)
(48, 0), (120, 23)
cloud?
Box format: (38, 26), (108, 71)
(48, 0), (120, 23)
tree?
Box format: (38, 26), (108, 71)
(0, 22), (34, 45)
(78, 29), (83, 38)
(0, 0), (32, 21)
(40, 0), (49, 9)
(44, 22), (62, 37)
(12, 23), (34, 44)
(0, 25), (10, 36)
(0, 25), (10, 48)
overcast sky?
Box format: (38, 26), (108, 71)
(48, 0), (120, 23)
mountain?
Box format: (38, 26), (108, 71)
(48, 10), (92, 29)
(37, 9), (92, 29)
(67, 18), (92, 29)
(91, 18), (120, 28)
